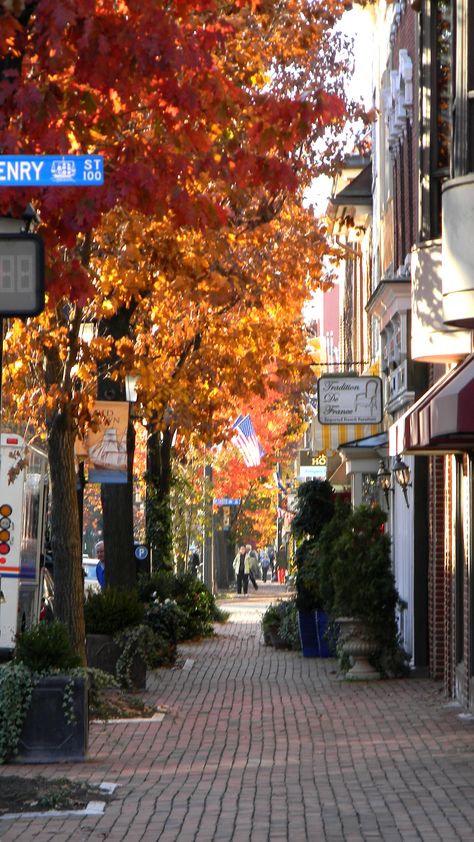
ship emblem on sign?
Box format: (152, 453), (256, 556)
(51, 158), (77, 183)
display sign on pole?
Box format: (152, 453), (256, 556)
(317, 375), (383, 425)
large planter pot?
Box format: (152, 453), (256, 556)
(298, 610), (331, 658)
(16, 675), (88, 764)
(336, 617), (381, 680)
(86, 633), (146, 690)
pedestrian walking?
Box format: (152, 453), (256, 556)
(260, 550), (271, 582)
(233, 545), (250, 595)
(246, 544), (259, 591)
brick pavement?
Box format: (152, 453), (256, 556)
(2, 583), (474, 840)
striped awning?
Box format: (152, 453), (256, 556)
(310, 416), (383, 456)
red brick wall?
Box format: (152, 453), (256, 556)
(392, 8), (420, 270)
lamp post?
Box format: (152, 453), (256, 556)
(392, 454), (412, 508)
(376, 459), (393, 508)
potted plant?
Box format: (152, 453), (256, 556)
(291, 479), (336, 657)
(322, 503), (408, 679)
(84, 587), (148, 688)
(261, 599), (295, 649)
(0, 621), (87, 764)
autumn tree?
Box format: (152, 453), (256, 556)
(0, 0), (355, 656)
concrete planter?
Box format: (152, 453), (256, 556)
(86, 633), (146, 689)
(16, 674), (88, 763)
(336, 617), (381, 680)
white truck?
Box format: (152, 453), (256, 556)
(0, 432), (49, 657)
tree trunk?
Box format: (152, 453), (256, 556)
(47, 406), (86, 663)
(146, 426), (173, 570)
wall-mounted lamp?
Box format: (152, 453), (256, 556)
(392, 454), (412, 508)
(377, 459), (394, 508)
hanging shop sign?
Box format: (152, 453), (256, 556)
(317, 375), (383, 425)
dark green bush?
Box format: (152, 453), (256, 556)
(144, 601), (181, 646)
(261, 600), (299, 649)
(291, 479), (335, 545)
(14, 621), (81, 673)
(84, 587), (144, 635)
(137, 570), (174, 604)
(295, 543), (323, 611)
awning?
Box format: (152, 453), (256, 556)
(311, 417), (383, 455)
(389, 355), (474, 455)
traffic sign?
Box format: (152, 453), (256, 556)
(213, 498), (241, 506)
(0, 155), (104, 187)
(134, 544), (149, 561)
(0, 234), (44, 316)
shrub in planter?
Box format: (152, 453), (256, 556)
(143, 600), (182, 666)
(261, 600), (298, 649)
(0, 622), (88, 764)
(324, 504), (409, 677)
(84, 588), (146, 689)
(138, 570), (175, 604)
(84, 587), (144, 635)
(172, 574), (220, 639)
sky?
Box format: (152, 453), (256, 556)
(306, 7), (374, 214)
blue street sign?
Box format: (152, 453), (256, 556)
(213, 498), (241, 506)
(0, 155), (104, 186)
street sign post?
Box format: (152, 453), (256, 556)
(0, 155), (104, 187)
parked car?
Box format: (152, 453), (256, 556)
(82, 558), (100, 594)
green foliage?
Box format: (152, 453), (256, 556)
(14, 621), (81, 673)
(291, 479), (335, 544)
(261, 599), (299, 649)
(137, 570), (175, 603)
(323, 504), (407, 676)
(140, 571), (227, 641)
(114, 624), (158, 689)
(0, 625), (111, 763)
(277, 599), (300, 650)
(144, 600), (181, 666)
(318, 497), (351, 613)
(294, 543), (323, 611)
(84, 587), (144, 635)
(0, 663), (34, 762)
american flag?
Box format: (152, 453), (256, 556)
(231, 414), (265, 467)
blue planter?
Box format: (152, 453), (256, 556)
(298, 610), (331, 658)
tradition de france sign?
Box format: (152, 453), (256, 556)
(0, 155), (104, 186)
(317, 375), (383, 425)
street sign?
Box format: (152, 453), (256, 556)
(134, 545), (149, 561)
(0, 155), (104, 187)
(213, 498), (241, 506)
(0, 234), (44, 316)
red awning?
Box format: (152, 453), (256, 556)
(389, 356), (474, 455)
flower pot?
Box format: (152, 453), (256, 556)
(336, 617), (381, 680)
(16, 675), (88, 763)
(298, 609), (331, 658)
(86, 633), (146, 689)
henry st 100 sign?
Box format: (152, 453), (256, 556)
(0, 155), (104, 186)
(317, 375), (383, 425)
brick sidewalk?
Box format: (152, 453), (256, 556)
(2, 585), (474, 841)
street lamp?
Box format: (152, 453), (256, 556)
(376, 459), (393, 508)
(392, 454), (412, 508)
